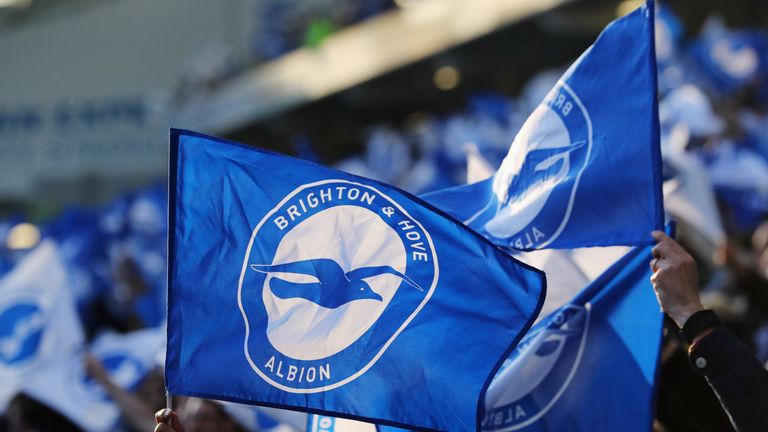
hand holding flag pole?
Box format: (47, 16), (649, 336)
(649, 229), (706, 328)
(153, 391), (185, 432)
(154, 405), (185, 432)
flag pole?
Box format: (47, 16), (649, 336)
(166, 390), (172, 410)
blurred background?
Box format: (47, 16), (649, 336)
(2, 0), (768, 431)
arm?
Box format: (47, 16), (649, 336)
(82, 354), (157, 432)
(650, 230), (768, 432)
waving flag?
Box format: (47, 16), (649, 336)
(423, 1), (663, 250)
(663, 151), (725, 246)
(482, 235), (665, 431)
(689, 18), (768, 96)
(0, 241), (84, 409)
(166, 129), (545, 431)
(22, 327), (165, 432)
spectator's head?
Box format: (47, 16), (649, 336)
(4, 394), (82, 432)
(179, 398), (250, 432)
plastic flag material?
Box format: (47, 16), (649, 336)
(0, 241), (84, 409)
(166, 129), (546, 431)
(482, 236), (665, 431)
(423, 1), (663, 250)
(22, 327), (165, 432)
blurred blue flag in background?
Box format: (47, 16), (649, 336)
(0, 241), (84, 410)
(166, 129), (546, 431)
(423, 1), (663, 250)
(22, 327), (165, 432)
(481, 232), (665, 432)
(689, 18), (768, 97)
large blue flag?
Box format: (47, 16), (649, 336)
(481, 235), (665, 431)
(166, 129), (546, 430)
(423, 2), (663, 250)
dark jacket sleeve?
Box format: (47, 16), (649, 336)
(688, 326), (768, 432)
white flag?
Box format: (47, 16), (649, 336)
(22, 327), (164, 432)
(0, 241), (84, 409)
(663, 151), (726, 246)
(465, 143), (496, 184)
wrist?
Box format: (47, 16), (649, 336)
(681, 309), (720, 344)
(96, 376), (120, 393)
(668, 303), (705, 329)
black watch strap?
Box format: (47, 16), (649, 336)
(681, 309), (720, 344)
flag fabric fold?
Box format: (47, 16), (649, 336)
(482, 235), (665, 431)
(166, 129), (546, 431)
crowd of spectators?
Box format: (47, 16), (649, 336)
(2, 4), (768, 431)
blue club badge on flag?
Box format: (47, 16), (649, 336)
(240, 180), (438, 393)
(481, 236), (666, 431)
(469, 84), (591, 248)
(166, 129), (546, 431)
(423, 1), (663, 250)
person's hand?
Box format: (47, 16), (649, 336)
(650, 230), (704, 328)
(154, 409), (186, 432)
(83, 353), (111, 385)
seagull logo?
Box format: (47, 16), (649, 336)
(239, 180), (437, 392)
(250, 259), (423, 309)
(0, 303), (45, 366)
(710, 39), (759, 79)
(502, 140), (587, 207)
(482, 304), (589, 431)
(486, 140), (586, 239)
(470, 83), (591, 249)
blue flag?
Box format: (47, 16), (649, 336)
(166, 129), (546, 430)
(689, 21), (768, 97)
(481, 236), (665, 431)
(423, 2), (663, 250)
